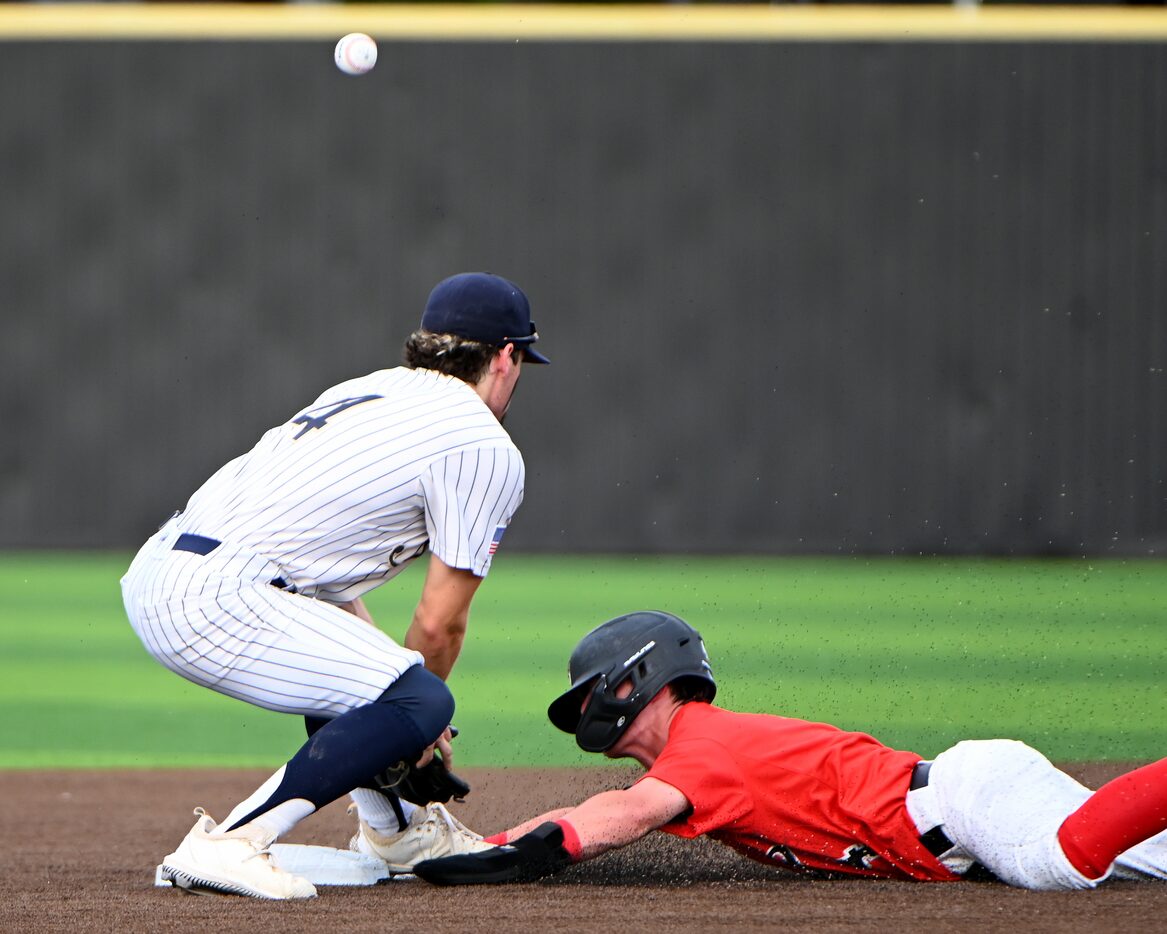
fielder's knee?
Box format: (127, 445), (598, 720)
(374, 664), (455, 747)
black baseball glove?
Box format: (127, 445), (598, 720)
(373, 755), (471, 806)
(413, 822), (574, 886)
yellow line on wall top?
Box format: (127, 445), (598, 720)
(1, 4), (1166, 42)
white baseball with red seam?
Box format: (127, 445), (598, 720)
(335, 33), (377, 76)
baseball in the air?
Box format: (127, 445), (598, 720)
(334, 33), (377, 76)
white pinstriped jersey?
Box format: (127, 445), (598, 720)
(174, 367), (525, 603)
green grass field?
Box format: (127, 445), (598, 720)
(1, 552), (1163, 768)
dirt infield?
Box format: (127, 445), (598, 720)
(2, 763), (1164, 933)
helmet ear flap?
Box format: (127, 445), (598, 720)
(574, 649), (660, 752)
(575, 672), (631, 753)
(582, 673), (606, 715)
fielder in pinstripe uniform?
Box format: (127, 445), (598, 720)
(120, 272), (549, 899)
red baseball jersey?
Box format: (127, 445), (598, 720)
(640, 703), (958, 881)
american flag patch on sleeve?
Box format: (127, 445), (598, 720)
(488, 525), (507, 556)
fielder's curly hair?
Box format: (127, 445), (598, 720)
(403, 330), (499, 384)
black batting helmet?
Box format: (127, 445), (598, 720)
(547, 611), (716, 753)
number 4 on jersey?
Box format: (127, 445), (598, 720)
(291, 395), (383, 439)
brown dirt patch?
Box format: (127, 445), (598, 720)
(2, 764), (1164, 933)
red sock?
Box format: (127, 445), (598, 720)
(483, 831), (508, 845)
(1058, 758), (1167, 879)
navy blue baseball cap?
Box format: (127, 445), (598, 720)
(421, 272), (550, 364)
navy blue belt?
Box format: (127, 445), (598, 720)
(910, 761), (957, 858)
(173, 533), (221, 555)
(172, 533), (296, 592)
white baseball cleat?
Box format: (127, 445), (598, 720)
(160, 808), (317, 899)
(349, 802), (495, 873)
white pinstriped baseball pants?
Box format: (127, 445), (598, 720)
(120, 519), (424, 718)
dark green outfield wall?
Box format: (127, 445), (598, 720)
(2, 38), (1164, 554)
